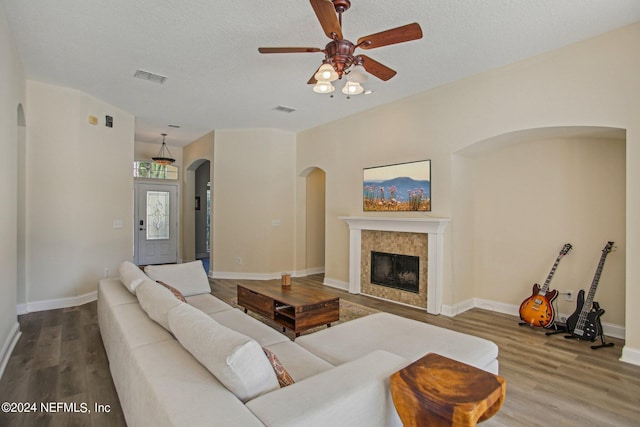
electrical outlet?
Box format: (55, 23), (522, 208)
(565, 290), (574, 302)
(236, 257), (242, 265)
(104, 268), (110, 278)
(559, 315), (568, 324)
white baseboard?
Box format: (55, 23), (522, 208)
(293, 267), (325, 277)
(16, 291), (97, 315)
(322, 277), (349, 291)
(441, 297), (626, 340)
(0, 322), (21, 380)
(209, 271), (281, 280)
(620, 346), (640, 366)
(210, 268), (326, 281)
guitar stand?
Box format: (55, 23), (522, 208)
(564, 333), (614, 350)
(545, 323), (567, 336)
(590, 334), (614, 350)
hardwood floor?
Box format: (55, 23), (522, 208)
(1, 274), (638, 426)
(0, 303), (126, 427)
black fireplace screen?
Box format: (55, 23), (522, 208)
(370, 251), (419, 293)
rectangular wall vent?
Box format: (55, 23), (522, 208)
(134, 69), (168, 84)
(273, 105), (296, 113)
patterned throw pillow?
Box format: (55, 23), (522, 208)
(156, 280), (187, 302)
(262, 347), (295, 388)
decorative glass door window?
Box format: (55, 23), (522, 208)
(147, 191), (170, 240)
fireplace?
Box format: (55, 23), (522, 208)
(340, 216), (450, 314)
(371, 251), (419, 293)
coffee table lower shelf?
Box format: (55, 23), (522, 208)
(237, 284), (339, 337)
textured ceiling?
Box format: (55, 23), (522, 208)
(3, 0), (640, 146)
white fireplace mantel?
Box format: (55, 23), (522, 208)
(340, 216), (451, 314)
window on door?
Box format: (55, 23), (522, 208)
(146, 191), (170, 240)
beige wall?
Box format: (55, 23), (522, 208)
(212, 129), (296, 277)
(466, 136), (625, 326)
(0, 3), (25, 373)
(297, 23), (640, 361)
(25, 81), (135, 302)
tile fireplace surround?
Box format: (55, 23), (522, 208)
(340, 217), (451, 314)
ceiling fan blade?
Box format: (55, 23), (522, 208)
(359, 55), (397, 81)
(310, 0), (343, 40)
(259, 47), (322, 54)
(357, 23), (423, 50)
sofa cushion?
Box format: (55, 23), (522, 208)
(296, 312), (499, 373)
(186, 293), (234, 315)
(263, 347), (295, 387)
(156, 280), (187, 302)
(125, 340), (266, 427)
(246, 350), (409, 427)
(144, 261), (211, 297)
(262, 341), (334, 382)
(168, 303), (279, 402)
(136, 280), (184, 331)
(210, 308), (289, 347)
(119, 261), (148, 294)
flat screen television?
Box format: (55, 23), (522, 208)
(363, 159), (431, 212)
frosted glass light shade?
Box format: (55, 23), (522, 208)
(314, 63), (339, 82)
(342, 81), (364, 95)
(346, 65), (368, 83)
(313, 81), (335, 93)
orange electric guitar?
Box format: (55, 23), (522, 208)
(519, 243), (572, 328)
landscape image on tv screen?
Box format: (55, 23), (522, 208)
(363, 160), (431, 212)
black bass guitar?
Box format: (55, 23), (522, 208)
(565, 242), (613, 343)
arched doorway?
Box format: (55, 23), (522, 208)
(184, 158), (212, 275)
(194, 160), (211, 273)
(300, 167), (326, 276)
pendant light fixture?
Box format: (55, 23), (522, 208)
(152, 133), (175, 166)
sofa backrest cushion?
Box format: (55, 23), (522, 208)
(136, 280), (184, 331)
(156, 280), (187, 302)
(119, 261), (148, 294)
(168, 304), (279, 402)
(144, 261), (210, 297)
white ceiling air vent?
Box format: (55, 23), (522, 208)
(134, 69), (168, 84)
(273, 105), (296, 113)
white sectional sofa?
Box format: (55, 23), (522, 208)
(98, 261), (499, 427)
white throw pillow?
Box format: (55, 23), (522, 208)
(119, 261), (148, 294)
(135, 280), (184, 331)
(168, 304), (279, 402)
(144, 261), (210, 297)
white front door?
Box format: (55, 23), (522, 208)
(134, 182), (179, 265)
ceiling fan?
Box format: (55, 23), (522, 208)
(258, 0), (423, 95)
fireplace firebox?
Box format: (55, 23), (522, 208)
(370, 251), (419, 293)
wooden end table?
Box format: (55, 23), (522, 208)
(237, 282), (339, 337)
(390, 353), (505, 427)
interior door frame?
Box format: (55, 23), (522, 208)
(133, 180), (180, 265)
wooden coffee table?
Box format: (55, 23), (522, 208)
(390, 353), (505, 427)
(237, 282), (339, 337)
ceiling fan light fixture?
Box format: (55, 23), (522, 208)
(314, 63), (339, 82)
(313, 80), (335, 94)
(346, 64), (368, 83)
(342, 81), (364, 95)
